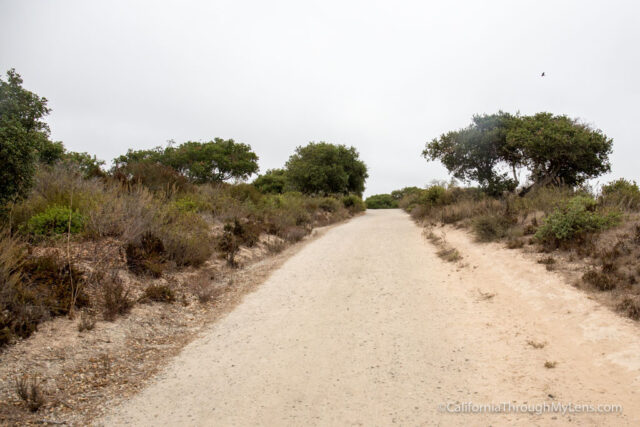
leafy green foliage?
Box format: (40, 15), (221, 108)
(114, 138), (259, 183)
(397, 185), (456, 213)
(423, 112), (518, 195)
(601, 178), (640, 210)
(424, 112), (613, 194)
(509, 113), (612, 186)
(170, 194), (212, 213)
(38, 140), (65, 165)
(228, 183), (263, 205)
(365, 194), (398, 209)
(342, 194), (366, 212)
(318, 197), (342, 212)
(535, 196), (620, 244)
(64, 151), (105, 178)
(253, 169), (288, 194)
(390, 187), (421, 200)
(0, 69), (52, 206)
(285, 142), (368, 196)
(26, 205), (85, 235)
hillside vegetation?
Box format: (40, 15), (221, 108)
(402, 111), (640, 321)
(0, 70), (366, 351)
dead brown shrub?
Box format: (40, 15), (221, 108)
(617, 297), (640, 320)
(125, 231), (166, 277)
(141, 284), (175, 303)
(189, 271), (224, 303)
(77, 311), (97, 332)
(506, 238), (524, 249)
(582, 269), (617, 291)
(280, 226), (309, 243)
(15, 374), (45, 412)
(102, 273), (134, 321)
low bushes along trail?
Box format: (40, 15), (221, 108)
(101, 209), (640, 426)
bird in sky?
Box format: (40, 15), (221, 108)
(541, 72), (546, 77)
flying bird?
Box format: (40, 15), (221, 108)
(541, 72), (545, 77)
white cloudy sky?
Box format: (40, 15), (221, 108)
(1, 0), (639, 196)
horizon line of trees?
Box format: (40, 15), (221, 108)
(2, 67), (619, 210)
(0, 69), (369, 212)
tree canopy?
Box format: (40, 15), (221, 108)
(0, 69), (52, 205)
(253, 168), (288, 194)
(365, 194), (398, 209)
(510, 113), (612, 187)
(423, 112), (613, 195)
(285, 142), (368, 196)
(114, 138), (259, 183)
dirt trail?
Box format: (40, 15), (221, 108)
(100, 210), (640, 426)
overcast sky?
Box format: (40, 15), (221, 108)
(1, 0), (639, 196)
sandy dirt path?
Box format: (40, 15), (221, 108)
(100, 210), (640, 426)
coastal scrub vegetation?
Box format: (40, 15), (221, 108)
(0, 69), (366, 349)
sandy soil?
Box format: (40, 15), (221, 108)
(100, 210), (640, 426)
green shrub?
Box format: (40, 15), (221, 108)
(26, 205), (85, 235)
(421, 185), (448, 205)
(253, 169), (288, 194)
(155, 209), (212, 267)
(318, 197), (342, 212)
(535, 196), (621, 245)
(342, 194), (365, 212)
(601, 178), (640, 210)
(171, 196), (200, 213)
(391, 186), (422, 201)
(9, 164), (103, 232)
(365, 194), (398, 209)
(471, 214), (513, 242)
(228, 183), (263, 205)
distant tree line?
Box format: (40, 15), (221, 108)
(0, 69), (369, 212)
(1, 67), (616, 211)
